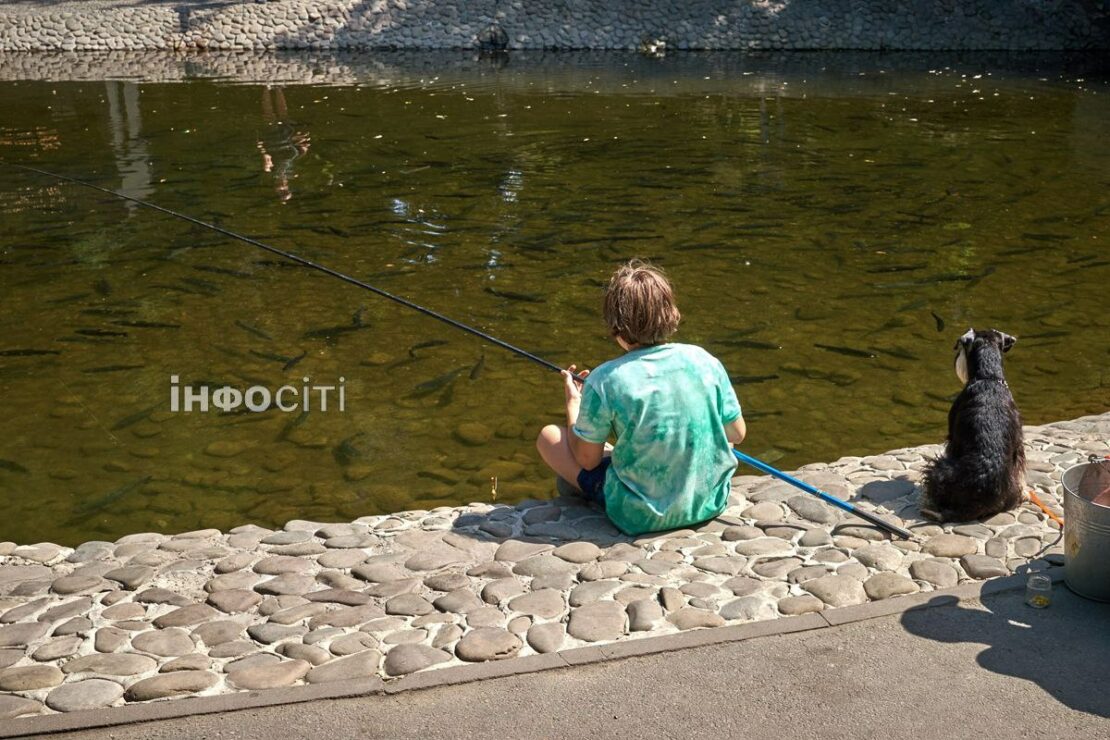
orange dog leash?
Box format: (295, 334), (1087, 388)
(1026, 490), (1064, 527)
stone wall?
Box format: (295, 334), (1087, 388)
(0, 0), (1106, 52)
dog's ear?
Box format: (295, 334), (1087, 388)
(1000, 332), (1016, 353)
(954, 327), (975, 351)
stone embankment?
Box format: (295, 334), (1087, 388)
(0, 413), (1106, 721)
(0, 0), (1106, 52)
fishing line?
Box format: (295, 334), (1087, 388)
(10, 163), (571, 377)
(11, 162), (912, 540)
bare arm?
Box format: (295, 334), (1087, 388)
(563, 365), (606, 470)
(725, 416), (747, 445)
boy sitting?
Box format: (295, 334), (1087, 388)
(536, 259), (746, 535)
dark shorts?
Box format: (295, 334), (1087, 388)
(576, 457), (612, 506)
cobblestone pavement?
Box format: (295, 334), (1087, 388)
(0, 413), (1105, 720)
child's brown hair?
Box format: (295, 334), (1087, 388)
(603, 259), (681, 346)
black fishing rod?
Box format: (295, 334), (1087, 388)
(12, 163), (913, 540)
(10, 163), (568, 377)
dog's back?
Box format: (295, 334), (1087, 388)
(923, 329), (1025, 522)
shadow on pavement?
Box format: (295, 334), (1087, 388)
(901, 585), (1110, 719)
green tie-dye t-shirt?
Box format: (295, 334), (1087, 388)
(572, 343), (742, 536)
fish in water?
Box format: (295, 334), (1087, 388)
(304, 306), (367, 338)
(484, 286), (546, 303)
(930, 311), (945, 332)
(436, 383), (455, 407)
(0, 459), (30, 474)
(111, 402), (162, 431)
(109, 320), (181, 329)
(0, 348), (61, 357)
(718, 339), (782, 351)
(248, 349), (306, 371)
(301, 324), (368, 342)
(277, 409), (310, 441)
(69, 476), (152, 522)
(235, 320), (274, 341)
(469, 353), (485, 381)
(194, 264), (254, 279)
(93, 279), (112, 296)
(332, 433), (366, 466)
(282, 351), (307, 372)
(409, 339), (448, 358)
(729, 374), (780, 384)
(869, 346), (920, 362)
(409, 367), (467, 398)
(83, 364), (146, 374)
(75, 328), (128, 338)
(814, 343), (876, 359)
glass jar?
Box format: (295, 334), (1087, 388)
(1025, 574), (1052, 608)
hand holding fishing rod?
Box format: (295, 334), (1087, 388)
(14, 163), (909, 541)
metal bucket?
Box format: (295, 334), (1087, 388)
(1062, 459), (1110, 602)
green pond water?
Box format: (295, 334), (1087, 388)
(0, 52), (1107, 546)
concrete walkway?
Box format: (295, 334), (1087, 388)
(28, 583), (1110, 739)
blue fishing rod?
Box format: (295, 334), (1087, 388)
(732, 450), (913, 539)
(15, 163), (912, 541)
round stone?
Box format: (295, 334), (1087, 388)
(777, 594), (824, 615)
(0, 621), (49, 647)
(51, 574), (106, 595)
(330, 633), (378, 656)
(569, 580), (621, 607)
(62, 653), (157, 676)
(32, 636), (83, 661)
(454, 422), (492, 446)
(423, 572), (470, 592)
(626, 598), (663, 631)
(208, 589), (263, 613)
(306, 651), (382, 683)
(507, 589), (564, 619)
(125, 671), (219, 701)
(131, 628), (195, 656)
(853, 543), (903, 571)
(227, 659), (310, 689)
(960, 554), (1009, 579)
(511, 556), (576, 578)
(383, 644), (452, 676)
(719, 596), (777, 622)
(552, 542), (602, 563)
(385, 593), (434, 616)
(432, 589), (484, 614)
(864, 572), (920, 600)
(667, 607), (726, 630)
(154, 604), (220, 628)
(802, 575), (867, 607)
(494, 540), (553, 563)
(0, 664), (64, 691)
(46, 679), (124, 712)
(735, 537), (793, 556)
(455, 628), (522, 662)
(799, 529), (834, 547)
(0, 694), (42, 719)
(721, 525), (764, 541)
(526, 622), (565, 653)
(482, 578), (526, 605)
(922, 534), (977, 558)
(786, 495), (839, 524)
(567, 601), (627, 642)
(910, 559), (959, 588)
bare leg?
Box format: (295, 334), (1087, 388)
(535, 424), (584, 491)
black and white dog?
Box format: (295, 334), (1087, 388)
(921, 328), (1025, 522)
